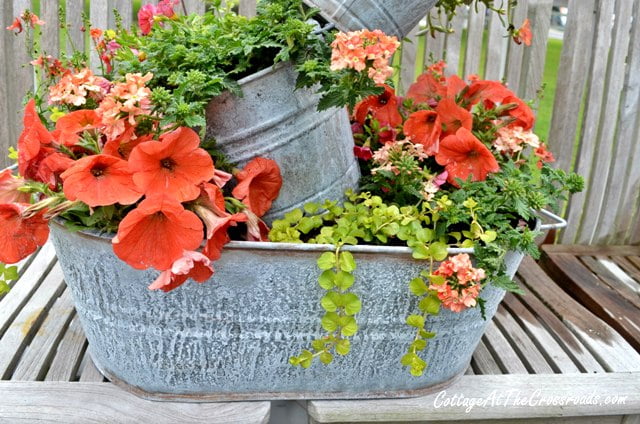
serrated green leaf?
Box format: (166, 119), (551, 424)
(321, 293), (339, 312)
(311, 339), (325, 351)
(297, 217), (316, 234)
(334, 271), (355, 291)
(320, 352), (334, 364)
(317, 252), (336, 270)
(409, 277), (429, 296)
(3, 266), (18, 281)
(429, 242), (449, 261)
(419, 296), (441, 315)
(406, 314), (425, 328)
(428, 274), (446, 285)
(0, 281), (10, 295)
(339, 251), (356, 272)
(401, 352), (416, 366)
(321, 312), (339, 332)
(492, 275), (525, 294)
(340, 316), (358, 337)
(461, 239), (475, 248)
(343, 293), (362, 315)
(318, 270), (336, 290)
(415, 228), (434, 243)
(480, 230), (497, 243)
(336, 339), (351, 355)
(303, 202), (319, 214)
(412, 244), (431, 260)
(284, 209), (303, 223)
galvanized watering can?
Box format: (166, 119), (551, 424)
(49, 220), (535, 401)
(303, 0), (438, 38)
(205, 62), (360, 224)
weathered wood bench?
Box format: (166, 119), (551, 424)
(1, 246), (639, 423)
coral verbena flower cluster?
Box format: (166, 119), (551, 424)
(430, 254), (485, 313)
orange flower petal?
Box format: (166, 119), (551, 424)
(202, 213), (247, 261)
(148, 250), (214, 292)
(55, 110), (101, 147)
(18, 99), (55, 179)
(0, 203), (49, 264)
(231, 157), (282, 217)
(435, 98), (473, 137)
(403, 110), (441, 155)
(61, 154), (142, 207)
(353, 84), (402, 128)
(129, 127), (215, 202)
(0, 169), (30, 203)
(113, 197), (204, 270)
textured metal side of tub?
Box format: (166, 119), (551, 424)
(50, 222), (525, 401)
(302, 0), (437, 38)
(205, 63), (360, 223)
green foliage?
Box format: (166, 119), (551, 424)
(0, 263), (19, 296)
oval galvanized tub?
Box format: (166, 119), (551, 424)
(205, 62), (360, 224)
(49, 221), (525, 402)
(303, 0), (437, 38)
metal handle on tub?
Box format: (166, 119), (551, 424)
(538, 209), (567, 231)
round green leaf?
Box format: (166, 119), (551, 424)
(406, 314), (425, 328)
(320, 352), (334, 365)
(339, 251), (357, 272)
(318, 270), (336, 290)
(317, 252), (337, 270)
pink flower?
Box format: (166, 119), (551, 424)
(138, 4), (156, 35)
(157, 0), (180, 17)
(148, 250), (214, 292)
(354, 145), (373, 161)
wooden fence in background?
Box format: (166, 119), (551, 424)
(1, 0), (639, 245)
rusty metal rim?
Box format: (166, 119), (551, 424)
(93, 358), (466, 403)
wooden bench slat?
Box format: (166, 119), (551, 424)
(610, 256), (640, 287)
(307, 372), (640, 423)
(540, 252), (640, 353)
(470, 339), (502, 375)
(501, 294), (581, 374)
(11, 290), (75, 381)
(0, 244), (57, 336)
(493, 307), (555, 374)
(482, 321), (529, 374)
(521, 256), (640, 372)
(542, 245), (640, 256)
(0, 381), (271, 424)
(45, 315), (87, 382)
(626, 255), (640, 271)
(78, 349), (106, 383)
(0, 264), (66, 380)
(583, 256), (640, 308)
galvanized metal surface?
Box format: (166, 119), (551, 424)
(50, 220), (525, 401)
(302, 0), (437, 38)
(205, 62), (360, 223)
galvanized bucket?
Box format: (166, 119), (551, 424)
(205, 62), (360, 223)
(303, 0), (437, 38)
(50, 220), (526, 402)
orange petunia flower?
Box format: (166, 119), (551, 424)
(436, 98), (473, 137)
(35, 152), (75, 189)
(18, 99), (55, 180)
(102, 126), (151, 160)
(463, 80), (514, 109)
(113, 196), (204, 270)
(148, 250), (214, 292)
(406, 72), (446, 105)
(503, 95), (535, 131)
(54, 110), (102, 147)
(0, 203), (49, 264)
(0, 169), (30, 204)
(201, 213), (248, 261)
(435, 128), (500, 187)
(403, 110), (442, 155)
(61, 154), (142, 207)
(353, 85), (403, 128)
(129, 127), (215, 202)
(232, 157), (283, 217)
(513, 19), (532, 46)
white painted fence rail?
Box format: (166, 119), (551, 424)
(1, 0), (638, 244)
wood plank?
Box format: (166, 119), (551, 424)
(65, 0), (85, 55)
(462, 2), (485, 77)
(0, 264), (66, 379)
(0, 381), (271, 424)
(399, 25), (419, 95)
(520, 0), (552, 101)
(11, 290), (75, 381)
(504, 0), (528, 94)
(586, 0), (636, 244)
(502, 293), (581, 374)
(515, 281), (605, 374)
(582, 256), (640, 308)
(423, 9), (446, 63)
(443, 11), (465, 76)
(0, 243), (57, 337)
(40, 0), (61, 57)
(483, 6), (507, 80)
(239, 0), (257, 18)
(308, 372), (640, 423)
(78, 349), (105, 382)
(112, 0), (133, 28)
(611, 256), (640, 285)
(89, 0), (111, 72)
(547, 0), (596, 174)
(482, 321), (529, 374)
(470, 339), (502, 375)
(525, 256), (640, 372)
(542, 245), (640, 256)
(0, 2), (12, 169)
(45, 315), (86, 381)
(541, 252), (640, 353)
(493, 306), (554, 374)
(183, 0), (206, 14)
(310, 417), (629, 424)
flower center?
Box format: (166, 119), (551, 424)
(468, 150), (479, 158)
(161, 157), (176, 171)
(90, 165), (107, 177)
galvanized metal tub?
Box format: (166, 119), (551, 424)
(303, 0), (437, 38)
(205, 62), (360, 223)
(50, 220), (525, 401)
